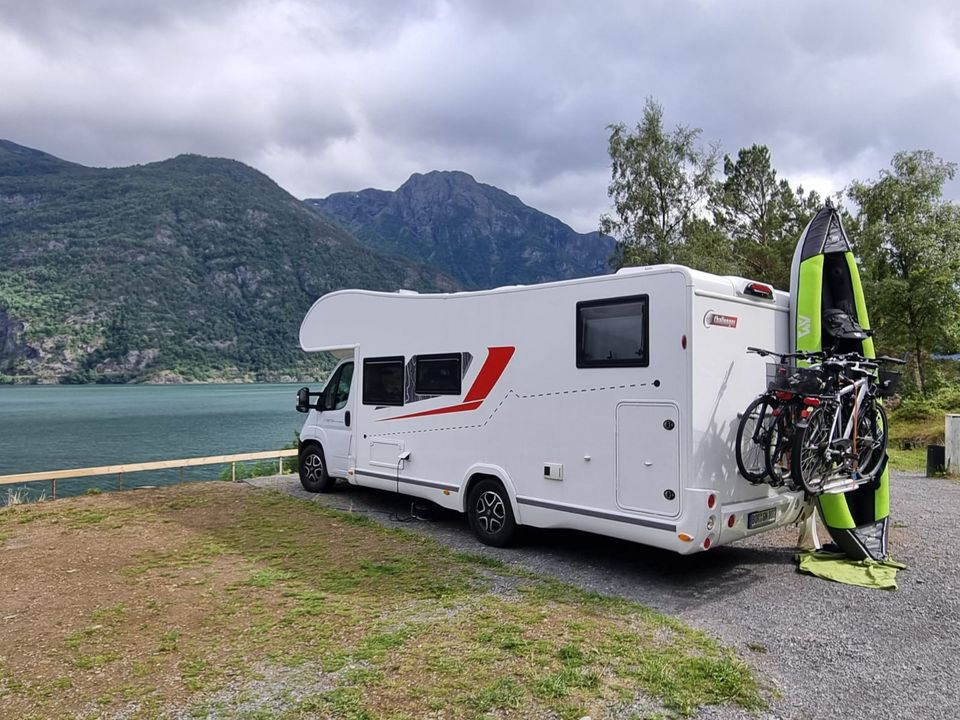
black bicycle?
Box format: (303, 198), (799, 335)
(735, 347), (826, 485)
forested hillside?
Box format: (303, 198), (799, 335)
(0, 142), (458, 383)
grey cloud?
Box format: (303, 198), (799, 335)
(1, 0), (958, 232)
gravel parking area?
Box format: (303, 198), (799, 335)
(248, 472), (959, 720)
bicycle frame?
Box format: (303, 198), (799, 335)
(819, 372), (872, 475)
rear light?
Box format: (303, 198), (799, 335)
(802, 397), (820, 407)
(744, 282), (774, 300)
(678, 533), (694, 542)
(706, 515), (716, 531)
(703, 537), (712, 549)
(707, 494), (716, 509)
(776, 391), (794, 401)
(727, 514), (736, 528)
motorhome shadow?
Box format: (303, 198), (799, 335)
(295, 264), (804, 555)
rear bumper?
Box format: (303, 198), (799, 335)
(716, 490), (807, 546)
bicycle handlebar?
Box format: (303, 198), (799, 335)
(746, 346), (826, 361)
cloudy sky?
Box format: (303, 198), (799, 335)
(2, 0), (958, 232)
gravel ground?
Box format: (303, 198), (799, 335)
(248, 472), (960, 720)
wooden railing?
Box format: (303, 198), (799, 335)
(0, 449), (299, 499)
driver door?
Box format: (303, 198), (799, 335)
(319, 361), (355, 477)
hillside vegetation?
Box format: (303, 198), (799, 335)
(308, 170), (615, 290)
(0, 142), (457, 383)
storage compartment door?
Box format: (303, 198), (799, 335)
(616, 402), (680, 516)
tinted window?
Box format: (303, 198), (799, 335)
(363, 356), (405, 406)
(332, 362), (353, 410)
(321, 362), (353, 411)
(415, 353), (461, 395)
(577, 295), (649, 367)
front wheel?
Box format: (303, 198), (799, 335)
(299, 444), (335, 493)
(467, 478), (518, 547)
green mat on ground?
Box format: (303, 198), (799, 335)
(795, 551), (907, 590)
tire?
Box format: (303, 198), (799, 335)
(467, 478), (518, 548)
(735, 395), (778, 483)
(854, 401), (888, 480)
(299, 444), (334, 493)
(764, 409), (793, 488)
(792, 406), (835, 495)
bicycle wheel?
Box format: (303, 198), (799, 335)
(854, 400), (888, 479)
(792, 405), (835, 494)
(736, 395), (778, 483)
(764, 408), (793, 488)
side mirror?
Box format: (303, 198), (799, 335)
(296, 387), (311, 413)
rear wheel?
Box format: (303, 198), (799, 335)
(854, 401), (888, 480)
(467, 478), (517, 547)
(792, 406), (835, 494)
(764, 409), (793, 488)
(299, 444), (334, 493)
(736, 395), (778, 483)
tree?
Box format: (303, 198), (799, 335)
(601, 98), (717, 268)
(710, 144), (821, 289)
(848, 150), (960, 394)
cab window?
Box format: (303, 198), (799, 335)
(322, 362), (354, 410)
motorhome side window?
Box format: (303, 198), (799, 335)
(363, 356), (405, 406)
(415, 353), (461, 395)
(576, 295), (649, 368)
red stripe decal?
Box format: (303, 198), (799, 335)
(380, 346), (515, 421)
(464, 346), (515, 402)
(381, 400), (483, 421)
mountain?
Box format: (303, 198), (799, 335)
(307, 170), (615, 289)
(0, 141), (458, 383)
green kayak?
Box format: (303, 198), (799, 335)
(790, 204), (889, 560)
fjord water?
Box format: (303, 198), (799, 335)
(0, 384), (305, 499)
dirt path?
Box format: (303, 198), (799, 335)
(250, 472), (960, 720)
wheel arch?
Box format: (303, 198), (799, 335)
(460, 464), (521, 523)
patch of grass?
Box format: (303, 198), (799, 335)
(179, 657), (211, 691)
(244, 568), (296, 588)
(73, 651), (119, 670)
(0, 484), (765, 719)
(158, 630), (179, 653)
(452, 551), (506, 569)
(887, 447), (927, 473)
(468, 677), (525, 714)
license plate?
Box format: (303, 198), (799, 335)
(748, 508), (777, 530)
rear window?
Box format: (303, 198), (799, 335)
(576, 295), (649, 367)
(415, 353), (462, 395)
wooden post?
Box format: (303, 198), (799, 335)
(279, 457), (284, 475)
(117, 472), (122, 489)
(947, 414), (960, 475)
(51, 478), (57, 500)
(231, 462), (236, 482)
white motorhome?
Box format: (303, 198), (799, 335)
(295, 264), (807, 554)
